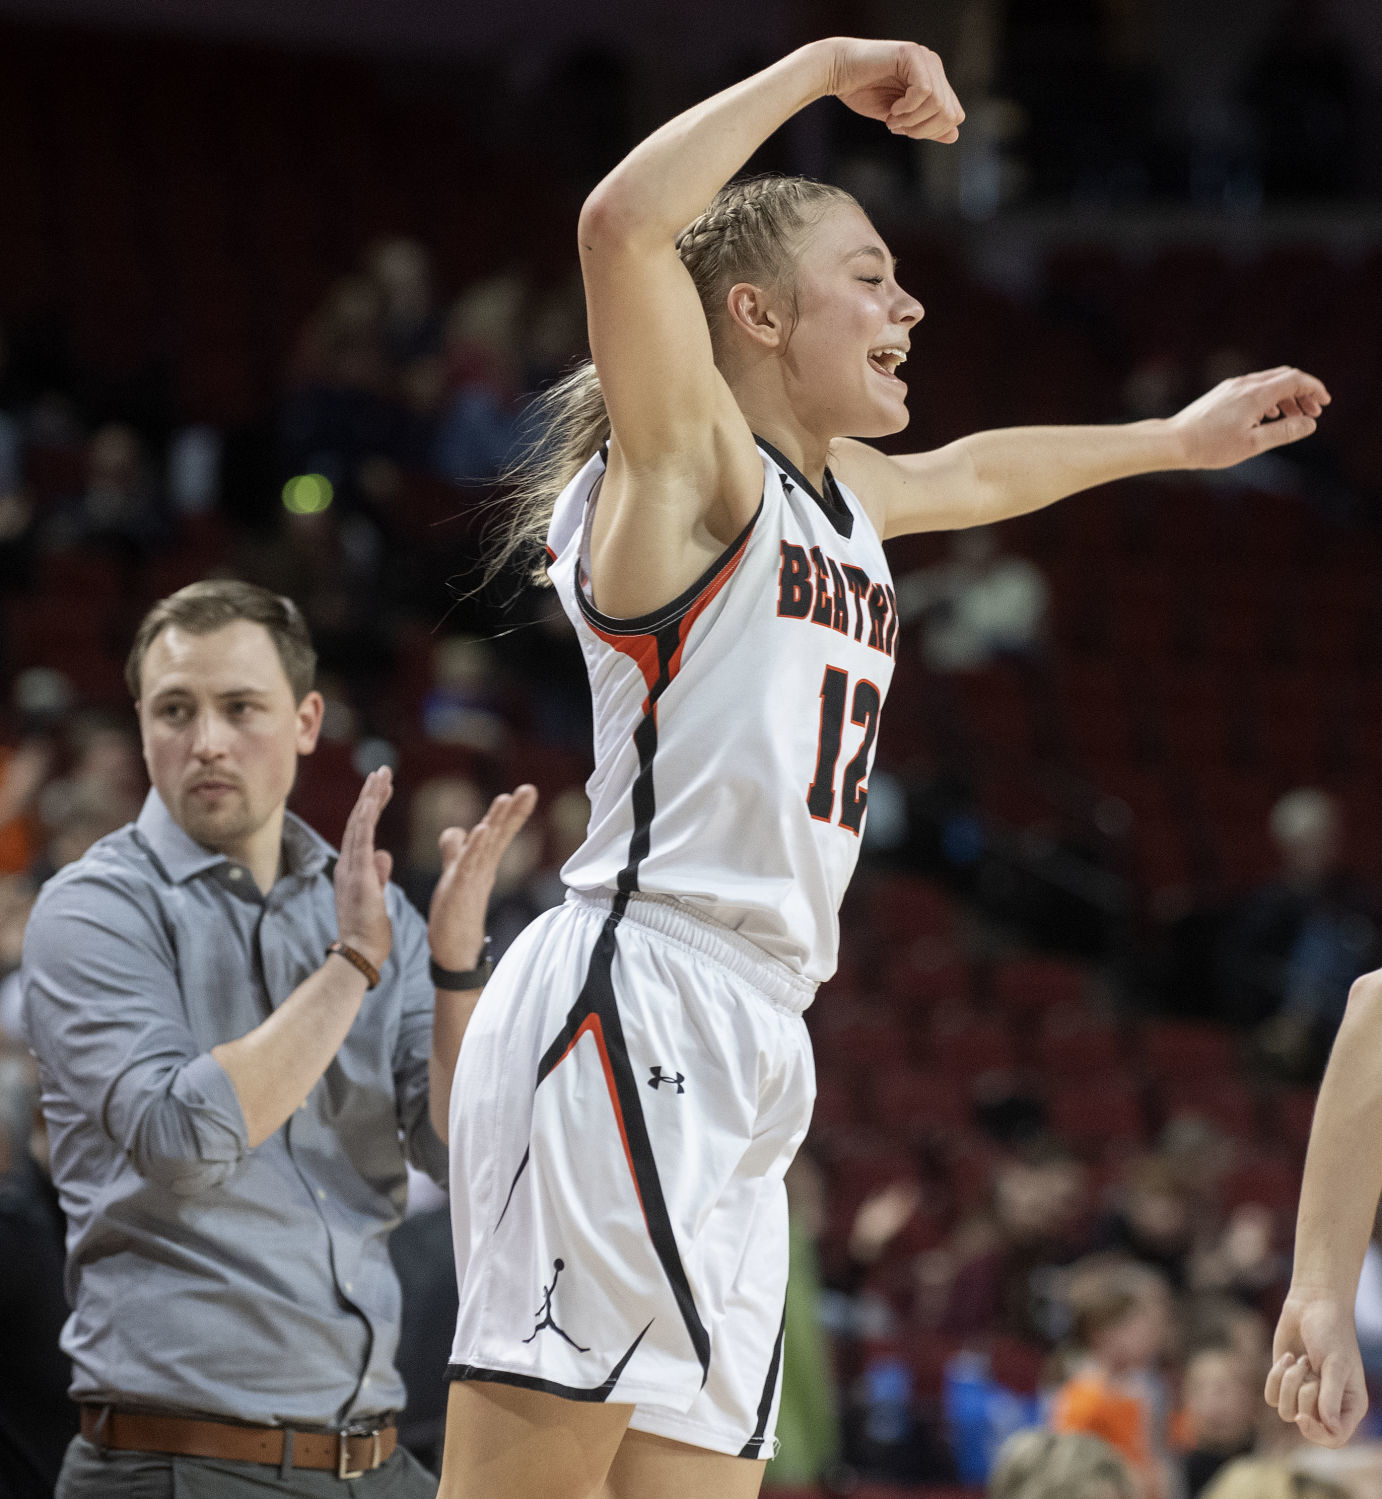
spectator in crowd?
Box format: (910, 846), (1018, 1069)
(1174, 1342), (1260, 1499)
(988, 1429), (1136, 1499)
(763, 1149), (842, 1490)
(938, 1137), (1091, 1344)
(280, 274), (402, 491)
(1188, 1203), (1284, 1309)
(1218, 788), (1377, 1079)
(235, 498), (390, 679)
(1093, 1153), (1199, 1292)
(0, 873), (35, 1040)
(1050, 1257), (1175, 1499)
(22, 579), (536, 1496)
(401, 774), (487, 915)
(432, 274), (530, 484)
(43, 423), (166, 559)
(38, 714), (145, 832)
(897, 525), (1050, 672)
(0, 733), (49, 876)
(524, 787), (592, 913)
(365, 238), (443, 369)
(0, 1038), (75, 1499)
(421, 635), (509, 752)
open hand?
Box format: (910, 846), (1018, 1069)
(428, 785), (539, 971)
(1169, 366), (1330, 470)
(334, 767), (395, 973)
(826, 39), (964, 143)
(1266, 1291), (1368, 1447)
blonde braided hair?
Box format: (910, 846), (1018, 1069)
(491, 174), (860, 585)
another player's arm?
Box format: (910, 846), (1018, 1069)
(579, 38), (962, 615)
(833, 366), (1330, 540)
(1264, 971), (1382, 1448)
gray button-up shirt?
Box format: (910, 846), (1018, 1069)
(22, 789), (447, 1428)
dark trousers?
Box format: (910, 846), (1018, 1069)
(56, 1436), (438, 1497)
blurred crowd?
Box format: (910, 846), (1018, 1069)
(4, 226), (1382, 1495)
(2, 6), (1382, 1493)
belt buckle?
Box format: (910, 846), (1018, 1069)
(337, 1427), (380, 1480)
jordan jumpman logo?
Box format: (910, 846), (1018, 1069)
(522, 1258), (590, 1352)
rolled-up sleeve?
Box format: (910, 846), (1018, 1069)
(23, 874), (249, 1195)
(388, 894), (447, 1186)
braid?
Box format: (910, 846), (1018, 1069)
(675, 176), (856, 337)
(489, 174), (859, 587)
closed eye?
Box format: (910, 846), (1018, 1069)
(859, 276), (885, 285)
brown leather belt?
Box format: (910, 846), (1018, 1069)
(80, 1406), (397, 1479)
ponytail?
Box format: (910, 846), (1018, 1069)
(487, 361), (610, 586)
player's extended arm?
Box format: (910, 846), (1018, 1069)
(833, 366), (1330, 539)
(1264, 969), (1382, 1447)
(579, 38), (963, 616)
(213, 768), (395, 1148)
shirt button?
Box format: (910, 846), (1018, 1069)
(316, 1188), (326, 1200)
(345, 1282), (354, 1293)
(298, 1102), (307, 1112)
(228, 868), (243, 881)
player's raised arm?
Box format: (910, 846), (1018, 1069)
(577, 38), (962, 616)
(832, 366), (1330, 540)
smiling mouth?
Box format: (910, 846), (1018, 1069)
(868, 347), (908, 380)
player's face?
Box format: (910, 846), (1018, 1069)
(137, 621), (322, 864)
(780, 203), (923, 440)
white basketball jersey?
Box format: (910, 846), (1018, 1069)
(547, 439), (898, 985)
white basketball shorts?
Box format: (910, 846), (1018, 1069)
(445, 888), (817, 1458)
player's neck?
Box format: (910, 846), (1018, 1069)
(739, 409), (831, 495)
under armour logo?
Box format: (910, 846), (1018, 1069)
(648, 1066), (685, 1093)
(522, 1258), (589, 1352)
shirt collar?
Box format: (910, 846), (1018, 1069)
(135, 789), (334, 884)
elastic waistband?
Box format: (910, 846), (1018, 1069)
(566, 889), (816, 1016)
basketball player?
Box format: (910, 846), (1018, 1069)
(439, 36), (1329, 1499)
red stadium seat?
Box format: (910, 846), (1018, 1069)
(1221, 1154), (1300, 1222)
(991, 956), (1089, 1019)
(1142, 1020), (1238, 1077)
(864, 872), (959, 945)
(870, 1066), (972, 1142)
(927, 1017), (1018, 1080)
(1047, 1075), (1147, 1152)
(1035, 1010), (1125, 1077)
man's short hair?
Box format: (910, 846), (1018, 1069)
(126, 580), (317, 703)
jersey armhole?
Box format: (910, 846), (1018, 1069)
(575, 485), (764, 638)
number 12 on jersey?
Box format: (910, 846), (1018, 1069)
(806, 665), (881, 835)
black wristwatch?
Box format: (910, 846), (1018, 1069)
(429, 936), (494, 990)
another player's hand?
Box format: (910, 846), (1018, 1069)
(428, 785), (539, 973)
(1266, 1289), (1368, 1447)
(825, 39), (964, 143)
(334, 767), (395, 974)
(1168, 366), (1330, 470)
